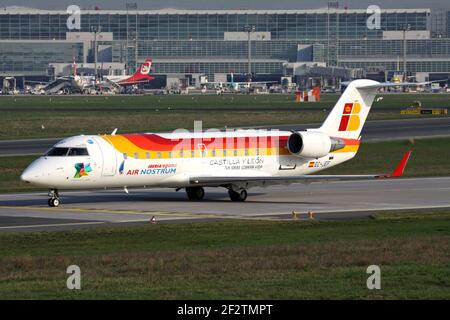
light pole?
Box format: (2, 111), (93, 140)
(91, 25), (102, 83)
(244, 25), (256, 80)
(126, 2), (138, 73)
(402, 24), (411, 79)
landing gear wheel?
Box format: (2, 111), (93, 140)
(47, 189), (60, 207)
(228, 189), (248, 202)
(186, 187), (205, 201)
(48, 198), (60, 207)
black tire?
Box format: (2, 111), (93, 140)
(186, 187), (205, 201)
(48, 198), (60, 207)
(52, 198), (60, 207)
(228, 189), (248, 202)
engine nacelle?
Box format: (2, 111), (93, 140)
(287, 132), (344, 159)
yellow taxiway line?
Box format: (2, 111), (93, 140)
(0, 205), (282, 222)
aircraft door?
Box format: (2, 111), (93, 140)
(93, 137), (117, 176)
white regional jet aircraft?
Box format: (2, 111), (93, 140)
(21, 79), (415, 207)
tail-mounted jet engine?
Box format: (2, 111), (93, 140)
(287, 132), (345, 159)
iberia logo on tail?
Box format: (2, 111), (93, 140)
(339, 102), (361, 132)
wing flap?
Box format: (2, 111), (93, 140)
(189, 174), (380, 188)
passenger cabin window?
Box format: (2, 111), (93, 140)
(46, 147), (89, 157)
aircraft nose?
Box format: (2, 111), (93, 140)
(21, 166), (41, 184)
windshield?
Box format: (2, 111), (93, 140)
(46, 147), (89, 157)
(46, 147), (69, 156)
(67, 148), (89, 156)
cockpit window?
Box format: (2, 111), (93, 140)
(46, 147), (89, 157)
(67, 148), (89, 156)
(46, 147), (69, 156)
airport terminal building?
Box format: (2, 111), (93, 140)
(0, 6), (449, 87)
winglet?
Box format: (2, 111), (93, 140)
(390, 150), (412, 178)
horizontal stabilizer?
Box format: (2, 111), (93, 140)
(355, 80), (439, 90)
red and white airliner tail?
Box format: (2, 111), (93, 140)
(21, 79), (423, 206)
(118, 59), (154, 85)
(106, 59), (155, 87)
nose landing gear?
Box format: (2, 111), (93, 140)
(48, 189), (60, 207)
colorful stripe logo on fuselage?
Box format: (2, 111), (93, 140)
(102, 134), (360, 159)
(74, 163), (92, 178)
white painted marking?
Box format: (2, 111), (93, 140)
(246, 204), (450, 217)
(0, 221), (105, 230)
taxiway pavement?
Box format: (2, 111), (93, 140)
(0, 176), (449, 232)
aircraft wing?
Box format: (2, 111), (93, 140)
(25, 80), (50, 85)
(355, 80), (441, 90)
(189, 151), (411, 188)
(204, 82), (232, 85)
(189, 174), (381, 188)
(204, 81), (277, 85)
(247, 81), (278, 85)
(232, 81), (277, 85)
(116, 78), (154, 86)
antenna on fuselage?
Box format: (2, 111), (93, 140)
(111, 128), (118, 136)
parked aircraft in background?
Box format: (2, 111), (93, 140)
(204, 73), (277, 92)
(104, 59), (154, 87)
(24, 59), (154, 95)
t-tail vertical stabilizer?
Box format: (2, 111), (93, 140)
(318, 79), (380, 140)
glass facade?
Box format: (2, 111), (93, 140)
(152, 61), (284, 75)
(338, 39), (450, 73)
(135, 40), (311, 60)
(447, 11), (450, 38)
(0, 42), (83, 75)
(339, 61), (450, 73)
(339, 39), (450, 59)
(1, 8), (449, 78)
(0, 10), (429, 41)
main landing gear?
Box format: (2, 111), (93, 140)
(186, 187), (205, 201)
(48, 189), (60, 207)
(228, 189), (248, 202)
(185, 187), (248, 202)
